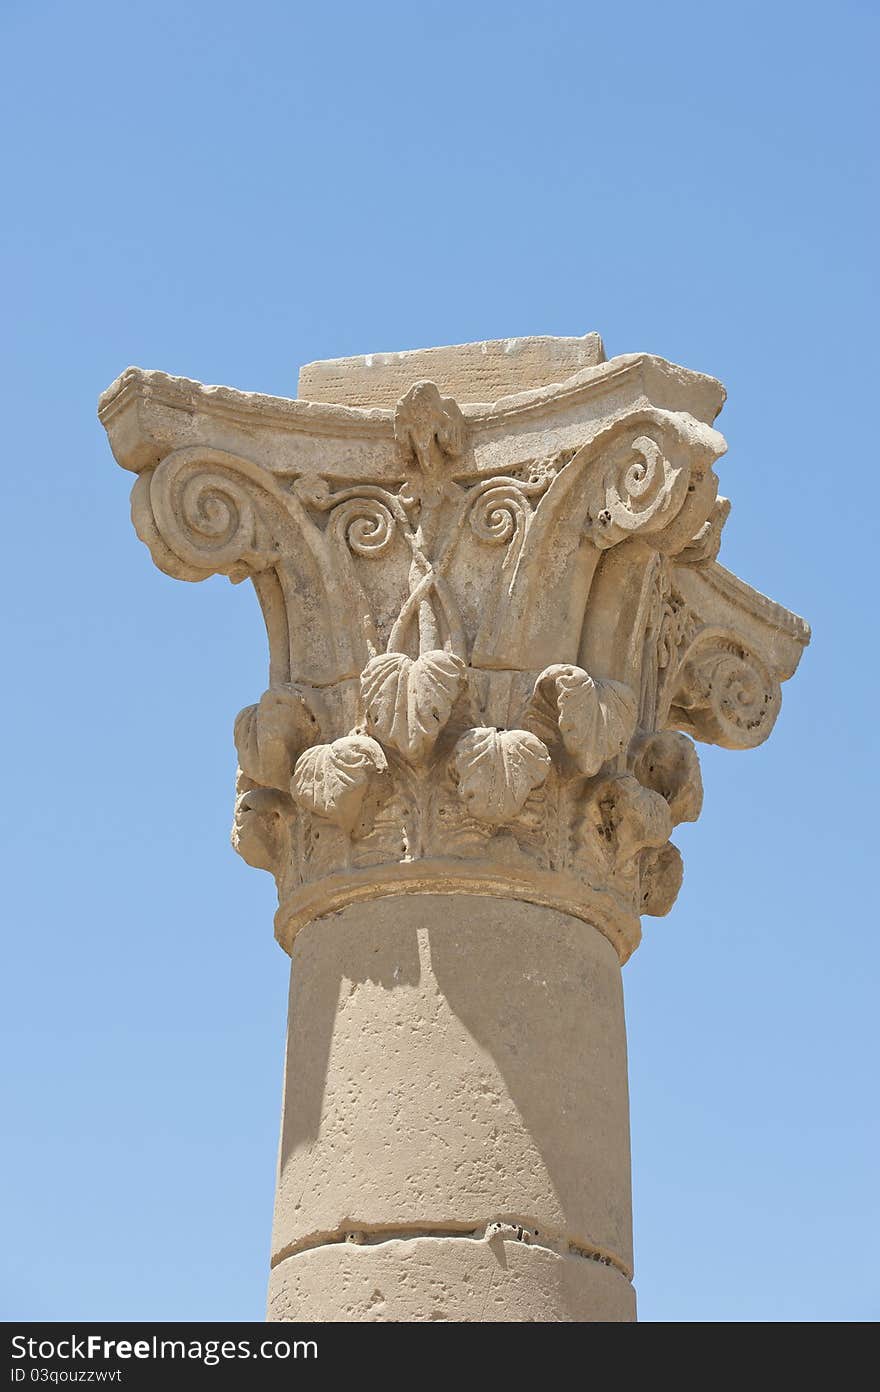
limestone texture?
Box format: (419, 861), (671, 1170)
(297, 333), (607, 407)
(99, 333), (809, 1322)
(268, 1235), (636, 1323)
(272, 898), (632, 1273)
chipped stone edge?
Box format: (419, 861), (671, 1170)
(97, 352), (726, 457)
(271, 1217), (633, 1283)
(274, 861), (641, 965)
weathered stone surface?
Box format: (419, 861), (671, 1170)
(99, 333), (809, 1322)
(272, 898), (633, 1283)
(100, 345), (807, 965)
(268, 1234), (636, 1323)
(298, 332), (607, 407)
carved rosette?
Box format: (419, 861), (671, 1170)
(106, 363), (808, 964)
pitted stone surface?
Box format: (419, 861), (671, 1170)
(100, 343), (807, 963)
(272, 896), (633, 1275)
(268, 1233), (636, 1323)
(297, 332), (607, 407)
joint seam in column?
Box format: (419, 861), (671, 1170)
(271, 1220), (632, 1281)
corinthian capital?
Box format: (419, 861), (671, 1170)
(99, 337), (809, 965)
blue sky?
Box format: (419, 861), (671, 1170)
(1, 0), (876, 1322)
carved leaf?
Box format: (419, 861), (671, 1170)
(291, 735), (389, 835)
(631, 730), (703, 825)
(394, 380), (465, 473)
(639, 842), (684, 916)
(534, 665), (638, 775)
(234, 687), (320, 792)
(232, 786), (289, 876)
(450, 727), (551, 824)
(589, 774), (673, 865)
(361, 650), (465, 762)
(677, 496), (731, 566)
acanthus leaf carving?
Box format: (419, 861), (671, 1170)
(234, 687), (322, 794)
(449, 727), (552, 825)
(394, 380), (465, 475)
(639, 841), (684, 917)
(656, 582), (699, 677)
(587, 774), (673, 867)
(531, 665), (638, 776)
(232, 785), (291, 877)
(631, 730), (703, 825)
(677, 496), (731, 566)
(361, 650), (465, 762)
(291, 735), (390, 836)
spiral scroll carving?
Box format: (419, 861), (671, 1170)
(132, 447), (284, 581)
(328, 496), (397, 557)
(468, 482), (532, 547)
(467, 470), (553, 562)
(671, 636), (782, 750)
(597, 433), (688, 544)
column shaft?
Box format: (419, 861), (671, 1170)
(267, 894), (635, 1322)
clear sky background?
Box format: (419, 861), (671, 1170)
(2, 1), (877, 1323)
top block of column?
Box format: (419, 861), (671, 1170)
(297, 333), (607, 407)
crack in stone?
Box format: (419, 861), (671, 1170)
(271, 1219), (632, 1281)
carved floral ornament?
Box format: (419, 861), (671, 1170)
(101, 360), (809, 963)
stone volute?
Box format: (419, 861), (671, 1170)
(99, 333), (809, 1322)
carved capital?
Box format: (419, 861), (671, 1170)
(100, 342), (809, 962)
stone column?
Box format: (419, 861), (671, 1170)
(269, 897), (634, 1321)
(99, 334), (808, 1322)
